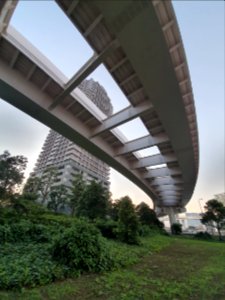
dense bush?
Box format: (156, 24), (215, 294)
(171, 223), (182, 235)
(51, 220), (114, 272)
(0, 243), (66, 290)
(194, 231), (212, 240)
(95, 219), (118, 239)
(0, 221), (50, 243)
(139, 225), (154, 237)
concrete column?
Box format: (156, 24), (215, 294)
(168, 207), (177, 232)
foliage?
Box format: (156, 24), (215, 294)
(194, 231), (212, 240)
(108, 199), (121, 221)
(0, 150), (27, 198)
(201, 199), (225, 241)
(136, 202), (164, 229)
(138, 224), (153, 237)
(171, 222), (182, 235)
(117, 196), (140, 244)
(23, 176), (41, 201)
(39, 167), (57, 204)
(69, 174), (86, 216)
(47, 184), (69, 213)
(51, 220), (114, 272)
(95, 219), (118, 239)
(1, 237), (225, 299)
(0, 220), (50, 243)
(76, 181), (109, 220)
(0, 243), (66, 290)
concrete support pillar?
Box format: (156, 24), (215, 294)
(168, 207), (177, 233)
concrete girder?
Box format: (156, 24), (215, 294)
(132, 153), (176, 169)
(90, 101), (153, 138)
(9, 49), (19, 68)
(154, 185), (183, 192)
(109, 56), (128, 73)
(158, 190), (182, 197)
(0, 0), (18, 34)
(116, 133), (169, 156)
(48, 39), (120, 111)
(84, 14), (103, 38)
(151, 177), (183, 186)
(0, 57), (158, 202)
(66, 0), (79, 15)
(143, 166), (181, 179)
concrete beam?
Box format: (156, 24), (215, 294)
(143, 167), (181, 179)
(158, 190), (182, 197)
(66, 0), (79, 15)
(132, 153), (176, 169)
(84, 14), (103, 37)
(154, 185), (183, 192)
(151, 177), (183, 186)
(91, 101), (153, 138)
(48, 39), (120, 111)
(0, 0), (18, 34)
(116, 133), (169, 156)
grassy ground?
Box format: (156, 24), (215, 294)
(1, 235), (225, 300)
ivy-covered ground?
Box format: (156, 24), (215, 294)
(1, 236), (225, 300)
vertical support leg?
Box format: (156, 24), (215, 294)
(168, 207), (176, 233)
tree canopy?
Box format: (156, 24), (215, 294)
(117, 196), (140, 244)
(201, 199), (225, 240)
(69, 174), (86, 216)
(39, 167), (57, 204)
(0, 151), (27, 198)
(76, 180), (109, 220)
(23, 176), (41, 201)
(136, 202), (163, 229)
(47, 184), (69, 213)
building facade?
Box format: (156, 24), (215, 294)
(31, 78), (112, 190)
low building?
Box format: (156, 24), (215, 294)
(160, 212), (205, 233)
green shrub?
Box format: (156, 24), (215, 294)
(139, 225), (153, 237)
(95, 219), (118, 239)
(171, 223), (182, 235)
(0, 224), (13, 243)
(0, 243), (66, 290)
(51, 220), (114, 272)
(0, 221), (50, 243)
(195, 231), (212, 240)
(35, 213), (77, 227)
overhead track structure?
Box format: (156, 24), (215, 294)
(0, 0), (198, 216)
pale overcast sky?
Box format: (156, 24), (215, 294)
(0, 1), (224, 211)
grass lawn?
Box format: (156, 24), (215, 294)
(1, 235), (225, 300)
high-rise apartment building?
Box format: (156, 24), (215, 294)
(31, 78), (113, 189)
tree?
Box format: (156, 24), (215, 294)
(117, 196), (140, 244)
(0, 150), (27, 198)
(108, 198), (121, 221)
(23, 176), (41, 200)
(201, 199), (225, 241)
(39, 167), (57, 204)
(76, 180), (109, 220)
(69, 174), (86, 216)
(136, 202), (163, 229)
(47, 184), (69, 213)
